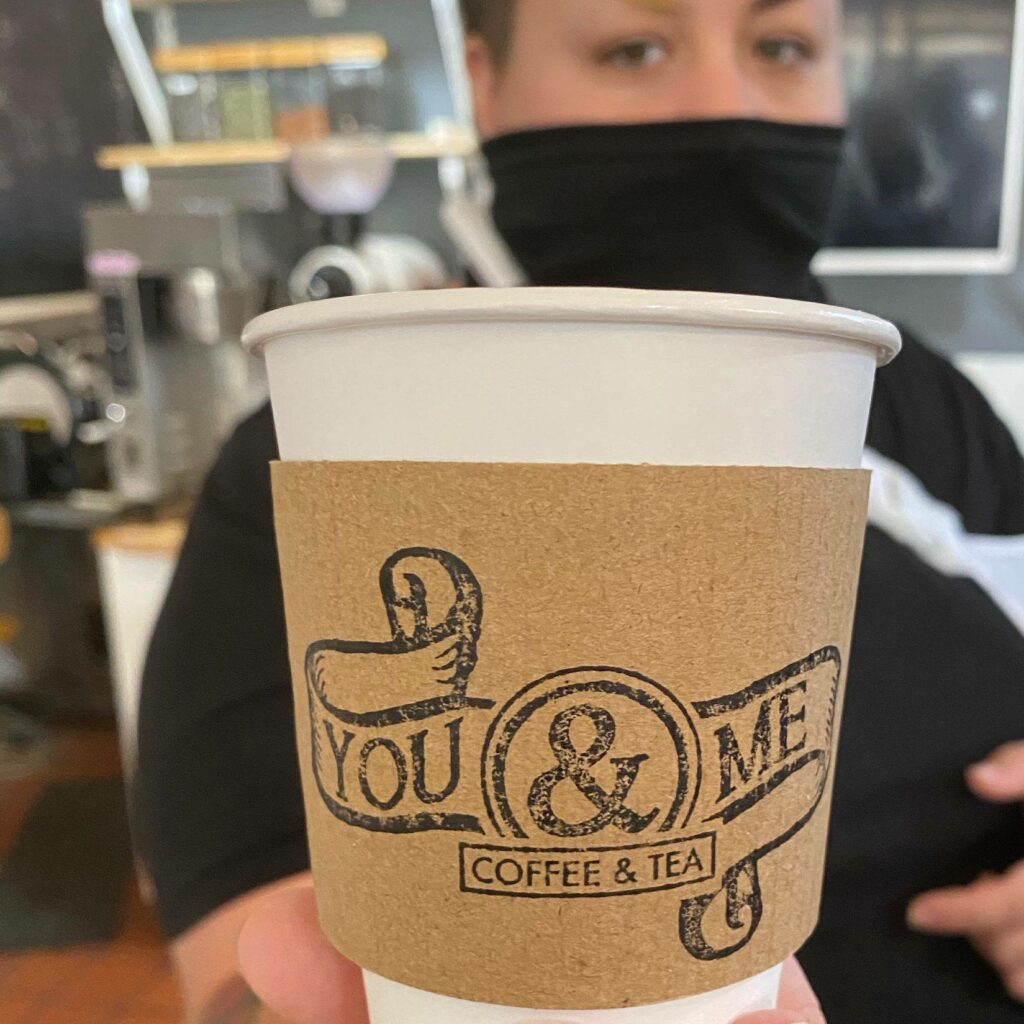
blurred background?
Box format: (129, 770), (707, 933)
(0, 1), (1021, 1022)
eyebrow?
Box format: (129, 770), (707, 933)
(751, 0), (802, 10)
(621, 0), (802, 14)
(622, 0), (679, 12)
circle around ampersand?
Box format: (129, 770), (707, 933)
(481, 666), (701, 839)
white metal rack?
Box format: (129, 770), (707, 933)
(100, 0), (480, 189)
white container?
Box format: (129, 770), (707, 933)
(362, 965), (785, 1024)
(244, 286), (900, 1024)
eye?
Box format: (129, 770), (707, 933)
(600, 37), (669, 68)
(755, 35), (816, 68)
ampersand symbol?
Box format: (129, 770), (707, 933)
(527, 704), (659, 837)
(615, 858), (637, 884)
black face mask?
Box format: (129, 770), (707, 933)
(482, 118), (845, 301)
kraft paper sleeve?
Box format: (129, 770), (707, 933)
(271, 462), (870, 1009)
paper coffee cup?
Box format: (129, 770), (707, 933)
(244, 288), (900, 1023)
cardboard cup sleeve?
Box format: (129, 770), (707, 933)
(272, 460), (870, 1010)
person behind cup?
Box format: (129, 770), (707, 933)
(136, 2), (1024, 1022)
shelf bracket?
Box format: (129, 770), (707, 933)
(102, 0), (174, 146)
(430, 0), (475, 130)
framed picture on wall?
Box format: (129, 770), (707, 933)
(815, 0), (1024, 275)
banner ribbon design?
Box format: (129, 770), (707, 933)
(306, 546), (841, 959)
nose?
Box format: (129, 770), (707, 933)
(670, 44), (761, 121)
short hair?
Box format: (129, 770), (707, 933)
(459, 0), (517, 64)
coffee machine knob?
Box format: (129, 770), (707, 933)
(308, 265), (357, 301)
(289, 245), (377, 305)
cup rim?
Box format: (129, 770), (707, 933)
(243, 286), (902, 365)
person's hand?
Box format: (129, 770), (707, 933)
(239, 880), (369, 1024)
(240, 883), (824, 1024)
(907, 741), (1024, 1001)
(730, 957), (825, 1024)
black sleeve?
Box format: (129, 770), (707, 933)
(136, 403), (309, 938)
(867, 329), (1024, 534)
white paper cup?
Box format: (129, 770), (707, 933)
(244, 287), (900, 1024)
(362, 964), (784, 1024)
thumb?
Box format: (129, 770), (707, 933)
(731, 957), (824, 1024)
(967, 741), (1024, 803)
(238, 883), (369, 1024)
(732, 1016), (812, 1024)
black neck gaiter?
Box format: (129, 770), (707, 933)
(483, 118), (845, 301)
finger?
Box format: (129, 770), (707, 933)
(730, 1014), (812, 1024)
(434, 641), (459, 662)
(731, 958), (825, 1024)
(1005, 965), (1024, 1003)
(238, 883), (370, 1024)
(908, 865), (1024, 935)
(974, 925), (1024, 976)
(776, 957), (826, 1023)
(968, 742), (1024, 803)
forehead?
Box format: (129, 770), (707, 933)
(509, 0), (845, 48)
(619, 0), (840, 13)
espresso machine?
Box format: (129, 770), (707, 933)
(84, 199), (311, 505)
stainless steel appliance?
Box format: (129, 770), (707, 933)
(0, 294), (119, 718)
(85, 202), (308, 504)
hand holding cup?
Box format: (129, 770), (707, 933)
(239, 883), (824, 1024)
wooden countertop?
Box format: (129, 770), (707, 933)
(0, 292), (98, 331)
(92, 519), (188, 556)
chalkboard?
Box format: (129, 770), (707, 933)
(0, 1), (141, 297)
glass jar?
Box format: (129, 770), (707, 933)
(320, 34), (388, 135)
(155, 46), (221, 142)
(213, 42), (273, 141)
(267, 38), (329, 143)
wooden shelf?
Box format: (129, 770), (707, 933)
(130, 0), (254, 8)
(389, 129), (476, 160)
(98, 140), (288, 169)
(97, 131), (477, 170)
(92, 519), (188, 556)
